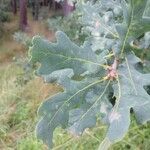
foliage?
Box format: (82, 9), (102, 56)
(0, 0), (11, 23)
(0, 64), (47, 149)
(0, 10), (11, 23)
(29, 0), (150, 149)
(17, 137), (44, 150)
(13, 32), (32, 47)
(14, 56), (35, 86)
(12, 32), (34, 86)
(48, 10), (87, 44)
(0, 0), (11, 38)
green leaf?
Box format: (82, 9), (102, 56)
(79, 1), (119, 52)
(80, 0), (150, 55)
(143, 0), (150, 18)
(104, 53), (150, 145)
(68, 80), (110, 136)
(29, 31), (106, 76)
(117, 0), (150, 55)
(36, 72), (109, 148)
(29, 31), (111, 148)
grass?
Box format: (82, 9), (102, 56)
(0, 63), (58, 150)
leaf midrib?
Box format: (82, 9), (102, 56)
(37, 51), (104, 67)
(120, 0), (134, 56)
(47, 78), (106, 127)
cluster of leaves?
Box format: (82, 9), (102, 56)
(0, 0), (12, 23)
(47, 10), (87, 44)
(13, 32), (32, 48)
(0, 10), (10, 23)
(29, 0), (150, 149)
(14, 56), (35, 87)
(13, 32), (35, 86)
(0, 0), (12, 38)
